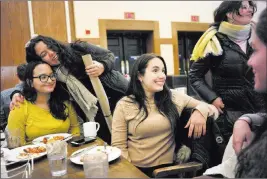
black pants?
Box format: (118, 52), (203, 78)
(190, 111), (245, 174)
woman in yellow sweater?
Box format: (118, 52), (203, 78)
(112, 53), (218, 177)
(7, 61), (80, 145)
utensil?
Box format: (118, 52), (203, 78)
(69, 144), (98, 159)
(62, 133), (76, 142)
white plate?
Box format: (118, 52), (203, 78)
(70, 146), (121, 165)
(5, 144), (47, 162)
(32, 133), (72, 144)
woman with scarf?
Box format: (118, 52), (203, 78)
(188, 1), (266, 167)
(10, 35), (129, 144)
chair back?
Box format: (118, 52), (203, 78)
(1, 149), (34, 178)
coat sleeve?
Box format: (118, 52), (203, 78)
(74, 41), (115, 73)
(238, 113), (266, 130)
(189, 56), (218, 103)
(111, 101), (131, 162)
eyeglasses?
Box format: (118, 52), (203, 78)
(241, 5), (253, 11)
(33, 73), (57, 83)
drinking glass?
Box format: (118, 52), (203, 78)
(83, 152), (108, 178)
(46, 140), (68, 177)
(6, 129), (21, 149)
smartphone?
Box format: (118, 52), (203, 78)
(70, 136), (96, 147)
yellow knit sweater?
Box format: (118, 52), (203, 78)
(7, 100), (80, 145)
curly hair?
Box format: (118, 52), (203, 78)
(23, 61), (70, 120)
(25, 35), (86, 78)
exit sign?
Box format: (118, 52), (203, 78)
(124, 12), (135, 19)
(191, 15), (199, 22)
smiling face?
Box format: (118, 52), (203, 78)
(227, 1), (254, 25)
(34, 41), (60, 66)
(247, 34), (267, 92)
(32, 64), (57, 95)
(138, 57), (166, 97)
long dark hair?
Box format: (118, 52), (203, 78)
(23, 61), (70, 120)
(25, 35), (86, 78)
(236, 9), (267, 178)
(256, 8), (267, 46)
(126, 53), (180, 141)
(211, 1), (257, 27)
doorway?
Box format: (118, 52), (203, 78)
(178, 31), (203, 96)
(178, 31), (203, 75)
(107, 30), (152, 75)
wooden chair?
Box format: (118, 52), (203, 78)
(152, 108), (205, 178)
(153, 161), (203, 178)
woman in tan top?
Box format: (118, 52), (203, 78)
(112, 53), (218, 177)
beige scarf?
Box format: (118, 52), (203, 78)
(56, 66), (98, 122)
(191, 21), (252, 61)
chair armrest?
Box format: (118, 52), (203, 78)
(152, 162), (203, 178)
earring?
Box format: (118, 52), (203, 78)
(229, 18), (234, 24)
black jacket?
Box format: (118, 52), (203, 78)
(68, 41), (129, 95)
(189, 32), (264, 113)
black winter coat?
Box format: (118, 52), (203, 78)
(189, 32), (264, 113)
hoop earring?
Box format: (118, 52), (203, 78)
(229, 18), (234, 24)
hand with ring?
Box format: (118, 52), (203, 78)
(85, 60), (105, 77)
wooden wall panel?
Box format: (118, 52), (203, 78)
(32, 1), (67, 42)
(78, 38), (100, 45)
(1, 1), (30, 66)
(68, 1), (76, 42)
(1, 66), (20, 90)
(1, 1), (30, 91)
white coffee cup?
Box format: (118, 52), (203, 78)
(83, 122), (100, 138)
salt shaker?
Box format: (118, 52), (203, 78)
(1, 150), (8, 178)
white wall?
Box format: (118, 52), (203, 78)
(73, 1), (266, 74)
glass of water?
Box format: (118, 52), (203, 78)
(6, 129), (21, 149)
(46, 140), (67, 177)
(83, 152), (108, 178)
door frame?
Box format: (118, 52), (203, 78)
(99, 19), (160, 54)
(171, 22), (210, 75)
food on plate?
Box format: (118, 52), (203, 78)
(79, 148), (112, 162)
(43, 137), (48, 144)
(42, 136), (65, 144)
(23, 146), (46, 153)
(17, 146), (46, 159)
(80, 156), (85, 162)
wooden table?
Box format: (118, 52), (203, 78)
(8, 138), (148, 178)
